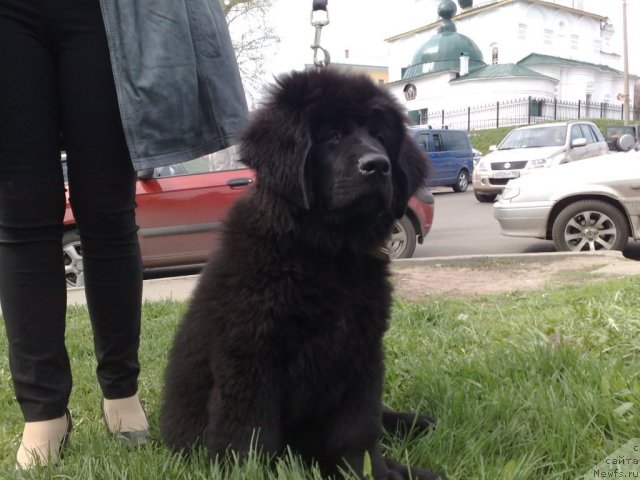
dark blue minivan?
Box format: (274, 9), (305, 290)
(408, 127), (474, 192)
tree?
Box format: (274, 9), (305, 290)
(222, 0), (280, 106)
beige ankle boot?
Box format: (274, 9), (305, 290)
(16, 410), (71, 469)
(103, 393), (149, 446)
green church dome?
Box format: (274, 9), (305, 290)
(402, 0), (485, 79)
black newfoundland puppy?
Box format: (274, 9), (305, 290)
(160, 69), (445, 480)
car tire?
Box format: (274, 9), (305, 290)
(474, 191), (497, 203)
(452, 170), (469, 193)
(63, 230), (84, 288)
(552, 200), (629, 252)
(387, 215), (417, 259)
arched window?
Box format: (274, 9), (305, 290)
(491, 47), (499, 65)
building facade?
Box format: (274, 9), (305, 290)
(384, 0), (637, 128)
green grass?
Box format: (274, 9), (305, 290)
(1, 279), (639, 479)
(469, 126), (515, 154)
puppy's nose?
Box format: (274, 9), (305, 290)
(358, 154), (390, 176)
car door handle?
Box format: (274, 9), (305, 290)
(226, 178), (253, 188)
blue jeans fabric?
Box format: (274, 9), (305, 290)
(0, 0), (143, 421)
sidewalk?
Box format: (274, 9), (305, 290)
(61, 250), (629, 308)
(0, 251), (632, 315)
(67, 274), (200, 307)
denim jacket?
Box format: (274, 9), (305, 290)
(99, 0), (248, 170)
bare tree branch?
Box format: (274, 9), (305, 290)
(221, 0), (280, 105)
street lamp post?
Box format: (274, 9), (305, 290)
(623, 0), (630, 124)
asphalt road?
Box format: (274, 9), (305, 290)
(414, 186), (640, 260)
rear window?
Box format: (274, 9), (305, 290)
(415, 133), (429, 151)
(443, 131), (469, 151)
(412, 130), (469, 153)
(606, 126), (636, 137)
(578, 124), (596, 143)
(588, 124), (604, 142)
(432, 134), (445, 152)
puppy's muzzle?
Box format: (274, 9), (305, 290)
(358, 154), (390, 177)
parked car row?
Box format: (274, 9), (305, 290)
(62, 147), (435, 287)
(60, 120), (637, 287)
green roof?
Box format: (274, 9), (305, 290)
(402, 30), (485, 79)
(450, 63), (557, 82)
(402, 5), (485, 81)
(517, 53), (623, 75)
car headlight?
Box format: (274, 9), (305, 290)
(476, 159), (489, 172)
(527, 158), (548, 169)
(546, 152), (568, 167)
(500, 184), (520, 200)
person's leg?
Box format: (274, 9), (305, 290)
(0, 0), (73, 468)
(0, 0), (70, 423)
(53, 0), (146, 418)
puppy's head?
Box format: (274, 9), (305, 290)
(239, 69), (428, 227)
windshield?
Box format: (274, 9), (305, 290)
(499, 126), (567, 149)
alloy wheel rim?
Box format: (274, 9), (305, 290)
(563, 210), (617, 251)
(459, 173), (468, 190)
(388, 221), (407, 258)
(63, 241), (85, 287)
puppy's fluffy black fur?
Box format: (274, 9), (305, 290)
(160, 69), (444, 479)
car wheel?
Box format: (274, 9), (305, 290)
(474, 191), (497, 203)
(63, 230), (84, 288)
(552, 200), (629, 252)
(452, 170), (469, 193)
(387, 215), (417, 259)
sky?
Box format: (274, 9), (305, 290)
(265, 0), (397, 76)
(264, 0), (640, 79)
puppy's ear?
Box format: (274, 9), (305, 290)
(392, 133), (430, 218)
(239, 108), (313, 210)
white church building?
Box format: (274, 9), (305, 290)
(384, 0), (638, 129)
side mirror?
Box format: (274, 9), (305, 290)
(489, 145), (497, 152)
(137, 168), (154, 180)
(570, 138), (587, 148)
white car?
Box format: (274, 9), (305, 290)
(473, 121), (609, 202)
(493, 148), (640, 252)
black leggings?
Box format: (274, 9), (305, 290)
(0, 0), (143, 421)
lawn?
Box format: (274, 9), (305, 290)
(1, 277), (639, 479)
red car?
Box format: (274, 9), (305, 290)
(62, 149), (434, 287)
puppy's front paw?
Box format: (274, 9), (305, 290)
(381, 407), (438, 437)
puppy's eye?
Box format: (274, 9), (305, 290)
(326, 130), (342, 143)
(370, 131), (385, 146)
(318, 129), (341, 144)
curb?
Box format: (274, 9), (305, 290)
(393, 250), (625, 267)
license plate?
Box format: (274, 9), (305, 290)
(493, 171), (520, 179)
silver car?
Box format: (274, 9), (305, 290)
(493, 148), (640, 252)
(473, 121), (609, 202)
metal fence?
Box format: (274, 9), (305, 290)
(415, 97), (640, 131)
